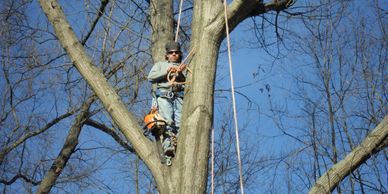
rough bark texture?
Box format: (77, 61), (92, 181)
(150, 0), (174, 62)
(309, 116), (388, 194)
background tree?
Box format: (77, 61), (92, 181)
(263, 0), (387, 193)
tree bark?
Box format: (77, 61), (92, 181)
(150, 0), (174, 62)
(309, 116), (388, 194)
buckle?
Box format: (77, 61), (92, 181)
(166, 91), (174, 98)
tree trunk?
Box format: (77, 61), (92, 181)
(150, 0), (174, 62)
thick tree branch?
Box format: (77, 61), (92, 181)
(309, 116), (388, 194)
(206, 0), (293, 43)
(38, 0), (163, 182)
(251, 0), (295, 15)
(237, 0), (293, 27)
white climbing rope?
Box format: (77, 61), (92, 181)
(175, 0), (184, 42)
(211, 127), (215, 194)
(223, 1), (245, 194)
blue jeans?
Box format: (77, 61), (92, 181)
(157, 96), (183, 132)
(157, 95), (183, 154)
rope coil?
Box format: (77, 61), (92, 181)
(167, 48), (194, 85)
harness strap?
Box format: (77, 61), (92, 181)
(151, 83), (158, 108)
(155, 88), (184, 99)
(158, 91), (184, 99)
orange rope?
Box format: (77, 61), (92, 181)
(166, 48), (195, 85)
(223, 1), (244, 194)
(167, 65), (192, 85)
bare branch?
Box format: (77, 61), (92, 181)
(0, 111), (75, 165)
(81, 0), (110, 45)
(85, 119), (135, 152)
(0, 173), (41, 186)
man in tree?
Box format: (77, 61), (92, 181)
(147, 41), (187, 164)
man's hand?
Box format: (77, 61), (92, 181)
(177, 64), (187, 72)
(167, 66), (177, 73)
(167, 64), (186, 74)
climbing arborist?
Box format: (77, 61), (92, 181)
(147, 41), (186, 163)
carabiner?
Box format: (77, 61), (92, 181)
(166, 91), (174, 98)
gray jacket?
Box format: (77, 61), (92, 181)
(147, 61), (186, 90)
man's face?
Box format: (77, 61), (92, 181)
(166, 50), (181, 63)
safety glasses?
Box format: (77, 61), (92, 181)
(167, 51), (181, 55)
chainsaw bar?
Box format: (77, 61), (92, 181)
(154, 134), (166, 164)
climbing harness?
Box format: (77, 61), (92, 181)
(156, 87), (184, 99)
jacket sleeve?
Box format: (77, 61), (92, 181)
(147, 62), (168, 83)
